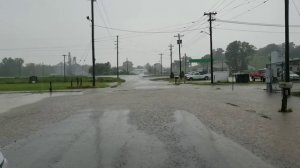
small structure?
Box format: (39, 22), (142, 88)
(235, 73), (250, 83)
(29, 76), (38, 83)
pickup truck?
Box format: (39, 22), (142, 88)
(185, 72), (210, 81)
(249, 69), (265, 82)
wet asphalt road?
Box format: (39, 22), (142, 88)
(0, 75), (300, 168)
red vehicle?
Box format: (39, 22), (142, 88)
(250, 69), (266, 82)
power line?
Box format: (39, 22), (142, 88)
(96, 1), (113, 38)
(216, 19), (300, 28)
(230, 0), (270, 20)
(0, 46), (88, 51)
(94, 25), (208, 34)
(220, 0), (259, 17)
(229, 0), (259, 10)
(213, 0), (228, 11)
(218, 0), (237, 13)
(184, 33), (207, 49)
(98, 0), (112, 26)
(211, 0), (272, 33)
(292, 0), (300, 16)
(214, 27), (300, 34)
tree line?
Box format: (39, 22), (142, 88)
(0, 58), (54, 77)
(202, 41), (300, 72)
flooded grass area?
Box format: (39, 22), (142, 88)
(0, 77), (125, 91)
(0, 82), (109, 91)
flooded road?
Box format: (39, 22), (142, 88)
(3, 110), (272, 168)
(1, 75), (299, 168)
(0, 92), (82, 114)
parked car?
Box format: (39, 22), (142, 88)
(290, 71), (300, 80)
(184, 71), (197, 78)
(185, 72), (210, 80)
(0, 151), (7, 168)
(249, 69), (265, 82)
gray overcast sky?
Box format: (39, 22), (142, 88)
(0, 0), (300, 67)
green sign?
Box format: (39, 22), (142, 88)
(189, 58), (211, 63)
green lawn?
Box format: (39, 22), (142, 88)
(0, 82), (110, 91)
(0, 76), (125, 91)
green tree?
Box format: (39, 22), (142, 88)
(225, 41), (256, 71)
(15, 58), (24, 76)
(89, 62), (111, 75)
(0, 57), (24, 77)
(250, 43), (281, 69)
(144, 63), (153, 74)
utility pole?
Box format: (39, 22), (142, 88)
(281, 0), (291, 112)
(68, 52), (72, 76)
(174, 34), (184, 79)
(169, 44), (174, 78)
(91, 0), (96, 87)
(126, 58), (129, 75)
(116, 35), (119, 79)
(204, 12), (217, 84)
(42, 62), (44, 77)
(184, 53), (187, 84)
(184, 53), (187, 75)
(62, 54), (67, 82)
(285, 0), (290, 84)
(159, 53), (163, 76)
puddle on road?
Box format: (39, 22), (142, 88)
(172, 110), (273, 168)
(3, 109), (167, 168)
(90, 110), (168, 168)
(0, 92), (82, 114)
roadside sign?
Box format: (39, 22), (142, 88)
(189, 58), (211, 63)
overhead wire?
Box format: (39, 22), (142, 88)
(218, 0), (238, 13)
(213, 0), (228, 11)
(95, 1), (111, 36)
(214, 27), (300, 34)
(292, 0), (300, 16)
(216, 19), (300, 28)
(98, 0), (112, 26)
(94, 25), (208, 34)
(229, 0), (270, 20)
(219, 0), (259, 17)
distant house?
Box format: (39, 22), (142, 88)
(290, 58), (300, 74)
(122, 60), (133, 73)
